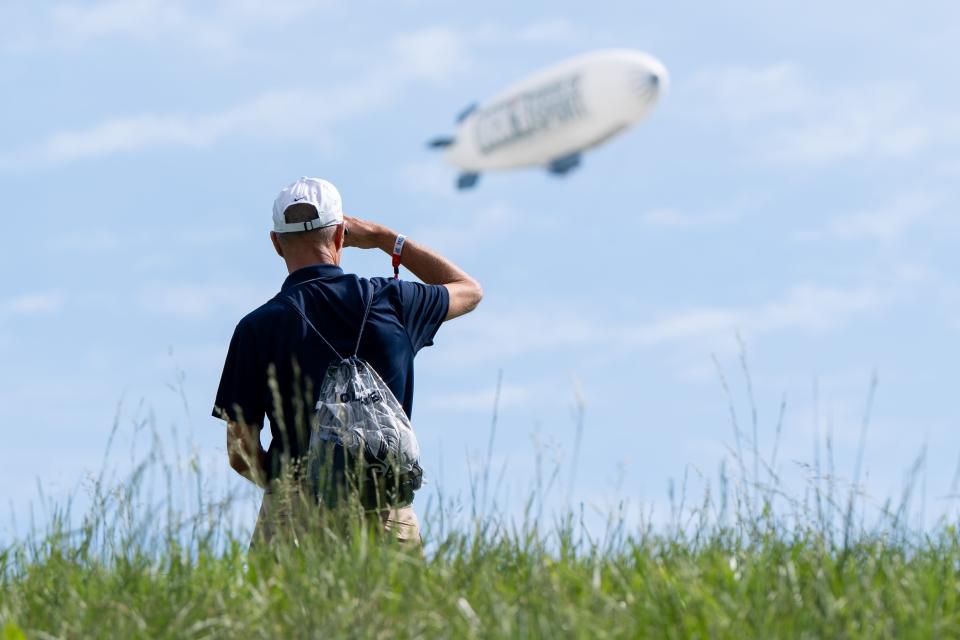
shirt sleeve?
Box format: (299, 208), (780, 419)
(211, 319), (266, 429)
(398, 280), (450, 352)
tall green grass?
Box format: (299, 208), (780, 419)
(2, 364), (960, 638)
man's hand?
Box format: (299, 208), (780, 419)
(342, 214), (482, 320)
(227, 420), (269, 488)
(343, 215), (392, 250)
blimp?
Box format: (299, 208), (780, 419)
(428, 49), (668, 190)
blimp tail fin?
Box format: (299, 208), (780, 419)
(428, 102), (476, 150)
(456, 102), (478, 123)
(457, 172), (480, 190)
(427, 136), (455, 149)
(547, 153), (582, 176)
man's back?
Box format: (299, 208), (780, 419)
(214, 263), (449, 481)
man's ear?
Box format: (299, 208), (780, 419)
(270, 231), (284, 258)
(333, 223), (345, 251)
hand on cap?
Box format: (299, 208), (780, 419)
(343, 215), (393, 251)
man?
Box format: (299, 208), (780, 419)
(212, 177), (482, 546)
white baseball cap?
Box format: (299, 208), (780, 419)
(272, 177), (344, 233)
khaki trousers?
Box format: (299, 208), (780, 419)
(250, 486), (421, 549)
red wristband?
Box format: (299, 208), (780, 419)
(391, 234), (406, 279)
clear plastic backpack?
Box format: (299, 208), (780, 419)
(278, 282), (422, 506)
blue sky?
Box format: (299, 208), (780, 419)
(2, 0), (959, 537)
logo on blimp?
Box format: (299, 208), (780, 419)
(474, 74), (588, 155)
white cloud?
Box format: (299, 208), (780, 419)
(373, 20), (583, 84)
(6, 4), (578, 62)
(392, 27), (472, 82)
(5, 0), (328, 54)
(769, 101), (931, 166)
(698, 64), (813, 122)
(626, 283), (886, 347)
(52, 1), (222, 44)
(692, 63), (953, 166)
(0, 21), (571, 170)
(0, 28), (451, 170)
(440, 281), (891, 365)
(3, 114), (219, 168)
(797, 192), (942, 241)
(0, 292), (64, 317)
(0, 83), (389, 169)
(627, 309), (741, 345)
(750, 283), (883, 333)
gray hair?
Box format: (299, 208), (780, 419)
(277, 203), (339, 246)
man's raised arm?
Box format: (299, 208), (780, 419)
(343, 215), (483, 320)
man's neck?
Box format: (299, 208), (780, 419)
(284, 250), (340, 274)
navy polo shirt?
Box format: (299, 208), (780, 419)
(212, 263), (449, 480)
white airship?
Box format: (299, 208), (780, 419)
(429, 48), (668, 189)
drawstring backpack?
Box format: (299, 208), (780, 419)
(277, 281), (423, 508)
